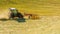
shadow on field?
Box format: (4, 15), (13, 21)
(0, 18), (26, 23)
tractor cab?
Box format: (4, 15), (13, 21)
(9, 8), (24, 19)
(9, 8), (25, 22)
(9, 8), (18, 14)
(9, 8), (20, 17)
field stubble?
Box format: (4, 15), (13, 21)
(0, 16), (60, 34)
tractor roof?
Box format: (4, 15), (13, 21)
(9, 8), (16, 10)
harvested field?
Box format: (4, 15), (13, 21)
(0, 16), (60, 34)
(0, 0), (60, 34)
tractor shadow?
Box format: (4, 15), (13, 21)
(0, 18), (26, 23)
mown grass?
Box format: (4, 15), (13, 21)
(0, 0), (60, 34)
(0, 0), (60, 15)
(0, 16), (60, 34)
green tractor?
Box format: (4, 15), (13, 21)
(9, 8), (25, 22)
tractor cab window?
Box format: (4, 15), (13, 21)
(10, 9), (18, 14)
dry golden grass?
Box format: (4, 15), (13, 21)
(0, 0), (60, 34)
(0, 8), (60, 34)
(0, 16), (60, 34)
